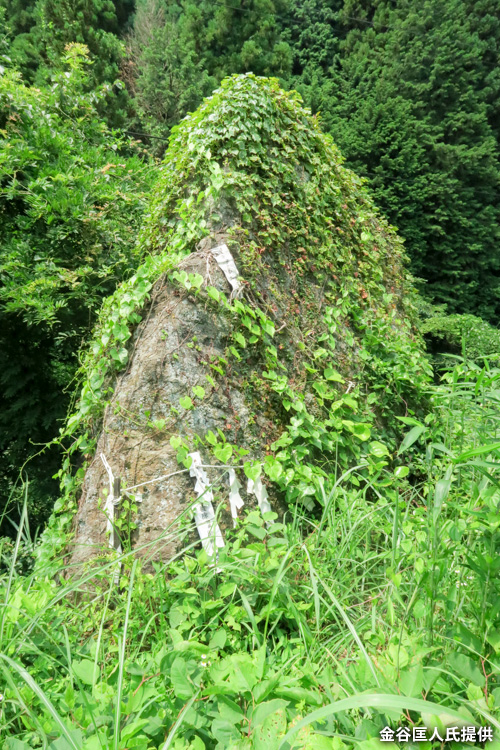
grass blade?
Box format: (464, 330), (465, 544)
(0, 652), (80, 750)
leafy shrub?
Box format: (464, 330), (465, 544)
(422, 312), (500, 360)
(0, 44), (154, 532)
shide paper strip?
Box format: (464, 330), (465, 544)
(210, 244), (242, 297)
(100, 453), (122, 555)
(228, 468), (244, 526)
(188, 452), (225, 558)
(100, 453), (122, 587)
(247, 476), (273, 520)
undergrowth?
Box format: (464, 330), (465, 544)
(2, 358), (500, 748)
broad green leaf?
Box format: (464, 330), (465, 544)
(209, 628), (227, 650)
(170, 656), (194, 699)
(324, 367), (344, 383)
(447, 653), (485, 687)
(342, 420), (371, 441)
(207, 286), (220, 302)
(399, 665), (424, 697)
(217, 695), (245, 724)
(189, 273), (204, 289)
(253, 706), (287, 750)
(244, 461), (261, 481)
(398, 424), (426, 455)
(211, 718), (241, 746)
(251, 699), (289, 728)
(264, 456), (283, 482)
(72, 659), (98, 686)
(214, 443), (233, 463)
(369, 441), (389, 457)
(205, 430), (218, 445)
(120, 718), (151, 742)
(5, 740), (31, 749)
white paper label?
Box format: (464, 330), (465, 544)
(211, 244), (243, 296)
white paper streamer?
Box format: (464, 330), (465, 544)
(188, 452), (225, 557)
(100, 453), (122, 587)
(211, 244), (242, 296)
(100, 453), (122, 555)
(228, 469), (244, 526)
(247, 476), (273, 518)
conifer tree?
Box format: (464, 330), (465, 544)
(325, 0), (500, 318)
(125, 0), (293, 148)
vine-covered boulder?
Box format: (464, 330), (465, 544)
(40, 74), (431, 569)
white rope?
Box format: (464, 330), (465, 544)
(121, 463), (247, 494)
(101, 454), (272, 557)
(123, 468), (190, 493)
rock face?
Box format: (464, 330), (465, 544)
(46, 74), (429, 571)
(70, 237), (276, 568)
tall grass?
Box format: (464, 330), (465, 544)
(2, 358), (500, 748)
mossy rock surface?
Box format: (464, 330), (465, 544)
(41, 74), (430, 568)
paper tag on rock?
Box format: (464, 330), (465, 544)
(211, 244), (242, 296)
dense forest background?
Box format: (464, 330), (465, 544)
(1, 0), (500, 532)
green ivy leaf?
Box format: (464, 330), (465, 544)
(234, 331), (246, 348)
(244, 461), (262, 481)
(324, 367), (344, 383)
(369, 441), (389, 457)
(72, 659), (98, 686)
(214, 444), (233, 463)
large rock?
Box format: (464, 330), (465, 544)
(70, 235), (279, 568)
(41, 74), (429, 571)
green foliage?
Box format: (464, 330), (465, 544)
(422, 311), (500, 360)
(321, 0), (500, 320)
(124, 0), (293, 148)
(121, 0), (500, 319)
(1, 0), (133, 78)
(0, 45), (153, 532)
(1, 5), (500, 747)
(4, 0), (500, 317)
(124, 0), (216, 154)
(4, 359), (500, 746)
